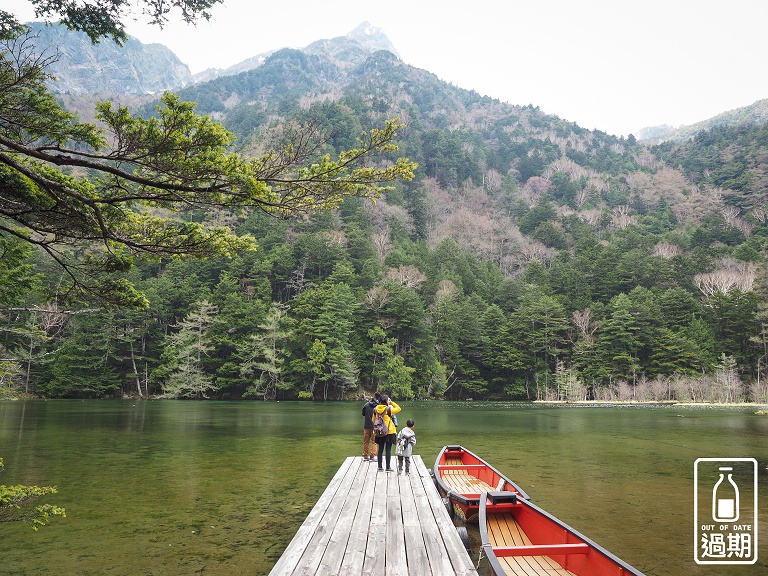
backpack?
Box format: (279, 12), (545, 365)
(373, 407), (390, 437)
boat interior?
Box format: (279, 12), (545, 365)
(439, 455), (504, 495)
(485, 509), (577, 576)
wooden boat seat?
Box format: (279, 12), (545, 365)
(486, 513), (577, 576)
(440, 457), (495, 494)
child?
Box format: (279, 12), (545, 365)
(395, 419), (416, 475)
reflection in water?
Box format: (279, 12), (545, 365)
(1, 400), (766, 575)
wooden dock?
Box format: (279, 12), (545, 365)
(268, 455), (479, 576)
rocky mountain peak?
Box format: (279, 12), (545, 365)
(344, 21), (400, 57)
(26, 22), (193, 95)
(194, 21), (398, 84)
(21, 20), (397, 95)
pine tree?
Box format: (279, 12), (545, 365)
(312, 283), (359, 399)
(290, 282), (360, 400)
(514, 288), (569, 378)
(241, 303), (291, 400)
(369, 326), (415, 399)
(41, 313), (120, 397)
(593, 293), (642, 385)
(161, 300), (219, 399)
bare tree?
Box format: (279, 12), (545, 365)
(653, 242), (683, 259)
(572, 308), (599, 344)
(649, 376), (673, 401)
(286, 262), (309, 298)
(518, 239), (558, 266)
(520, 177), (551, 206)
(721, 206), (740, 224)
(713, 354), (743, 403)
(575, 186), (590, 208)
(751, 205), (768, 223)
(434, 280), (458, 302)
(371, 229), (391, 262)
(612, 205), (635, 230)
(693, 261), (757, 296)
(483, 169), (503, 193)
(578, 209), (602, 227)
(364, 286), (391, 320)
(321, 230), (347, 247)
(616, 381), (636, 402)
(385, 265), (427, 289)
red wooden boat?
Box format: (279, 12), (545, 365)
(433, 445), (530, 522)
(480, 491), (645, 576)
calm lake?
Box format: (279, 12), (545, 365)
(1, 400), (766, 575)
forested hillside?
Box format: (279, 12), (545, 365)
(2, 25), (767, 403)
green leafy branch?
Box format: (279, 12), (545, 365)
(0, 457), (66, 530)
(0, 29), (415, 306)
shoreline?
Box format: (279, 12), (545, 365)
(533, 399), (768, 408)
(2, 394), (767, 410)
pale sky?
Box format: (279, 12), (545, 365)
(7, 0), (768, 137)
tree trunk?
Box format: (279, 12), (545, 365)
(130, 341), (142, 397)
(25, 337), (33, 394)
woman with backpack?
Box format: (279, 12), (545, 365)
(361, 391), (381, 461)
(372, 394), (401, 472)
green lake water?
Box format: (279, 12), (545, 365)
(1, 400), (767, 575)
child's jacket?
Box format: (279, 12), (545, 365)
(396, 427), (416, 457)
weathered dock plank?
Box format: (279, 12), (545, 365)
(399, 471), (437, 575)
(339, 460), (378, 575)
(268, 455), (479, 576)
(408, 461), (460, 575)
(384, 466), (407, 575)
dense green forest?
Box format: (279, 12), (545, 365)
(2, 32), (768, 403)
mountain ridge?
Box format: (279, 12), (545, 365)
(25, 19), (768, 141)
(192, 21), (399, 84)
(25, 19), (399, 96)
(638, 98), (768, 143)
(44, 19), (761, 221)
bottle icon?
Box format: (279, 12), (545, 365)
(712, 466), (739, 522)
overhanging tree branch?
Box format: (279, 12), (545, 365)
(2, 1), (224, 45)
(0, 29), (416, 306)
